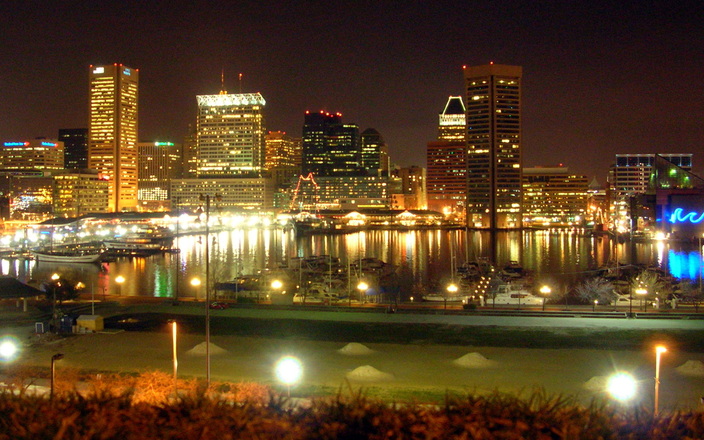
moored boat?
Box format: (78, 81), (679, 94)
(34, 249), (103, 264)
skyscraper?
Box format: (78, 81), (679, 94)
(196, 92), (266, 177)
(137, 141), (182, 211)
(88, 64), (139, 212)
(426, 96), (466, 215)
(361, 128), (389, 177)
(464, 63), (522, 229)
(58, 128), (88, 170)
(302, 111), (361, 177)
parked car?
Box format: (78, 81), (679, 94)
(209, 301), (228, 310)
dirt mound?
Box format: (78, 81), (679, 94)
(337, 342), (375, 356)
(583, 376), (608, 391)
(452, 352), (497, 368)
(185, 342), (228, 356)
(346, 365), (394, 382)
(675, 360), (704, 377)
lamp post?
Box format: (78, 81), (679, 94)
(171, 321), (178, 394)
(357, 281), (368, 304)
(199, 194), (219, 387)
(446, 283), (458, 310)
(655, 345), (667, 416)
(540, 285), (551, 311)
(50, 273), (60, 333)
(636, 287), (647, 312)
(115, 275), (125, 297)
(190, 277), (201, 300)
(593, 299), (598, 312)
(50, 353), (64, 400)
(275, 356), (303, 398)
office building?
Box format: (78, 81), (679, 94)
(464, 63), (523, 229)
(393, 166), (427, 210)
(196, 92), (266, 177)
(170, 177), (275, 211)
(265, 131), (298, 170)
(88, 64), (139, 212)
(361, 128), (389, 177)
(302, 111), (362, 176)
(58, 128), (88, 170)
(53, 170), (110, 217)
(0, 139), (64, 170)
(137, 141), (182, 211)
(522, 166), (589, 227)
(426, 96), (467, 216)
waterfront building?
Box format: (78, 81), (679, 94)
(291, 175), (393, 210)
(302, 111), (362, 177)
(58, 128), (88, 170)
(522, 166), (589, 227)
(361, 128), (389, 177)
(0, 172), (54, 221)
(0, 140), (64, 170)
(393, 166), (427, 210)
(88, 64), (139, 212)
(196, 91), (266, 177)
(609, 154), (693, 231)
(137, 141), (182, 211)
(464, 63), (523, 229)
(170, 177), (275, 211)
(427, 96), (467, 217)
(53, 170), (110, 217)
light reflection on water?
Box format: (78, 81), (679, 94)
(3, 229), (702, 298)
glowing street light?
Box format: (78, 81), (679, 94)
(636, 287), (647, 312)
(171, 321), (178, 394)
(275, 356), (303, 397)
(540, 285), (551, 311)
(357, 281), (368, 303)
(50, 353), (64, 400)
(655, 345), (667, 416)
(446, 283), (458, 310)
(607, 372), (637, 402)
(190, 277), (201, 300)
(0, 338), (18, 361)
(115, 275), (125, 296)
(593, 299), (598, 312)
(271, 279), (283, 292)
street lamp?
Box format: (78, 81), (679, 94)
(593, 299), (598, 312)
(540, 285), (551, 311)
(275, 356), (303, 397)
(115, 275), (125, 297)
(607, 371), (637, 402)
(50, 273), (60, 333)
(0, 338), (18, 361)
(636, 287), (647, 312)
(50, 353), (64, 400)
(190, 277), (201, 300)
(357, 281), (368, 304)
(446, 283), (458, 310)
(655, 345), (667, 416)
(170, 321), (178, 395)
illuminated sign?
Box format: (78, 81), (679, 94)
(41, 142), (57, 147)
(668, 208), (704, 224)
(93, 67), (105, 74)
(3, 142), (28, 147)
(123, 68), (131, 76)
(154, 142), (174, 146)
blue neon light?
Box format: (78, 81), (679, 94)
(4, 142), (25, 147)
(668, 208), (704, 224)
(41, 142), (56, 147)
(123, 68), (131, 76)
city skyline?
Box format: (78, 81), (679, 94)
(1, 1), (703, 181)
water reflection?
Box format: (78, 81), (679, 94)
(2, 230), (702, 298)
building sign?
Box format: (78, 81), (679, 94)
(668, 208), (704, 224)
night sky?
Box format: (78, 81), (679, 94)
(1, 1), (703, 182)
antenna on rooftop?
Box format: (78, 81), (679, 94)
(219, 68), (227, 94)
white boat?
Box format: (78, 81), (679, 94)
(103, 226), (174, 255)
(489, 283), (543, 306)
(34, 250), (103, 264)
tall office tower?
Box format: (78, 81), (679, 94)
(0, 139), (64, 170)
(182, 125), (198, 178)
(88, 64), (139, 212)
(137, 141), (182, 211)
(464, 63), (522, 229)
(290, 137), (303, 168)
(438, 96), (466, 141)
(53, 170), (110, 217)
(426, 96), (467, 215)
(302, 111), (362, 176)
(361, 128), (389, 177)
(522, 166), (589, 227)
(265, 131), (297, 169)
(395, 166), (427, 210)
(196, 91), (266, 177)
(58, 128), (88, 170)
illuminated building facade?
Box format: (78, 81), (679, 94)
(0, 140), (64, 170)
(361, 128), (389, 177)
(182, 125), (198, 178)
(393, 166), (427, 210)
(58, 128), (88, 170)
(464, 63), (522, 229)
(196, 92), (266, 177)
(170, 178), (275, 211)
(609, 154), (693, 231)
(426, 96), (467, 216)
(522, 167), (589, 227)
(293, 175), (393, 210)
(53, 170), (110, 217)
(265, 131), (297, 170)
(302, 111), (362, 176)
(88, 64), (139, 212)
(137, 141), (182, 211)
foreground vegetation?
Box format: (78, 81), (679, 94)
(1, 369), (703, 439)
